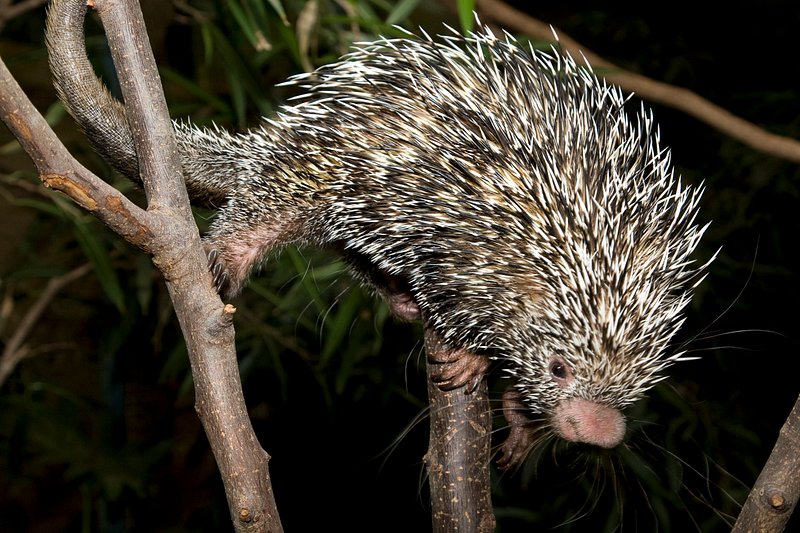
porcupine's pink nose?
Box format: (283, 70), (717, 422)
(552, 398), (626, 448)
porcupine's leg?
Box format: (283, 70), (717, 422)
(339, 246), (489, 390)
(202, 199), (308, 299)
(337, 247), (420, 321)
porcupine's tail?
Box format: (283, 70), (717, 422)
(45, 0), (229, 207)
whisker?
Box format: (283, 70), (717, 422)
(678, 237), (759, 351)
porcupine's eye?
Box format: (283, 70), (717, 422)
(549, 357), (572, 386)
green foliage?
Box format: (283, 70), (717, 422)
(455, 0), (476, 33)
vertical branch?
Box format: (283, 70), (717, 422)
(0, 0), (286, 529)
(92, 0), (188, 210)
(91, 1), (283, 530)
(424, 327), (495, 532)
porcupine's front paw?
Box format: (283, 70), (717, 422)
(496, 389), (536, 470)
(427, 346), (491, 393)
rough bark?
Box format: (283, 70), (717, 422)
(424, 328), (495, 533)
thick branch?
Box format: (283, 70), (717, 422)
(472, 0), (800, 163)
(732, 393), (800, 532)
(424, 327), (494, 533)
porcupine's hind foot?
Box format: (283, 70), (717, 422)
(339, 246), (421, 322)
(201, 228), (283, 300)
(205, 247), (232, 297)
(201, 201), (307, 299)
(381, 275), (420, 322)
(203, 236), (275, 300)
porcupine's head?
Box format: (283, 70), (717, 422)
(283, 26), (711, 448)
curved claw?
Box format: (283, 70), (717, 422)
(206, 248), (218, 268)
(428, 347), (490, 392)
(205, 247), (231, 297)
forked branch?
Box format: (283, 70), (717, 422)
(0, 0), (282, 530)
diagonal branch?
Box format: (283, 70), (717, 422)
(472, 0), (800, 163)
(0, 262), (93, 389)
(731, 393), (800, 532)
(0, 57), (154, 248)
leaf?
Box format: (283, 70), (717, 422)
(285, 246), (327, 314)
(72, 220), (126, 312)
(159, 67), (231, 115)
(264, 0), (288, 26)
(386, 0), (422, 26)
(320, 286), (362, 367)
(456, 0), (476, 33)
(226, 0), (259, 49)
(11, 197), (64, 218)
(43, 100), (67, 126)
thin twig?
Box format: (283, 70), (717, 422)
(0, 262), (93, 388)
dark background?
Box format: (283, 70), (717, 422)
(1, 0), (798, 531)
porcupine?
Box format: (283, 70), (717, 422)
(45, 0), (710, 464)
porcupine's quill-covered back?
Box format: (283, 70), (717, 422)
(46, 0), (710, 450)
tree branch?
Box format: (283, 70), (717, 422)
(0, 57), (154, 247)
(0, 262), (92, 389)
(424, 328), (494, 533)
(92, 0), (190, 211)
(732, 393), (800, 532)
(92, 2), (282, 530)
(471, 0), (800, 163)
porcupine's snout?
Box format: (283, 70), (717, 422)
(552, 399), (625, 448)
(544, 357), (626, 447)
